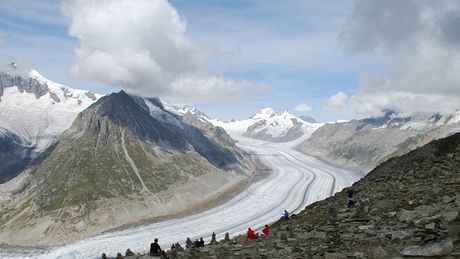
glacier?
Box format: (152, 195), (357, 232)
(0, 134), (362, 259)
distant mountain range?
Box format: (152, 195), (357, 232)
(297, 110), (460, 172)
(211, 107), (323, 142)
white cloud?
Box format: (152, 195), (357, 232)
(342, 0), (460, 116)
(168, 76), (263, 101)
(350, 91), (460, 116)
(294, 102), (312, 113)
(324, 91), (348, 110)
(61, 0), (253, 100)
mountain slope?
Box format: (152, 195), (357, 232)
(0, 130), (32, 183)
(297, 111), (460, 172)
(212, 108), (322, 142)
(0, 70), (100, 182)
(0, 91), (251, 246)
(164, 131), (460, 258)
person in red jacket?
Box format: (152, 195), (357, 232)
(262, 224), (270, 236)
(247, 228), (257, 239)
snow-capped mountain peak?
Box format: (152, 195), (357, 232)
(0, 69), (101, 154)
(28, 69), (101, 104)
(251, 107), (277, 120)
(212, 107), (322, 142)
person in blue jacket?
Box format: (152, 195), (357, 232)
(281, 210), (289, 220)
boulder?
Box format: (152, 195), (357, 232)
(372, 246), (389, 258)
(425, 222), (436, 230)
(441, 208), (459, 221)
(324, 252), (347, 259)
(455, 196), (460, 207)
(391, 230), (410, 240)
(401, 239), (453, 257)
(398, 205), (436, 223)
(375, 199), (400, 211)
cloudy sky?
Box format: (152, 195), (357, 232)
(0, 0), (459, 122)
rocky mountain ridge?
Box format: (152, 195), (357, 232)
(297, 110), (460, 173)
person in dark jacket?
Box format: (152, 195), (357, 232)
(347, 188), (355, 207)
(281, 210), (290, 220)
(175, 242), (184, 251)
(186, 237), (193, 248)
(125, 248), (134, 256)
(198, 237), (205, 247)
(150, 238), (161, 256)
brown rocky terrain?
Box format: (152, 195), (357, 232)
(115, 131), (460, 258)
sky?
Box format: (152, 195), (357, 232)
(0, 0), (459, 122)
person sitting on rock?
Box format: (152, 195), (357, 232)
(186, 237), (193, 248)
(101, 253), (108, 259)
(175, 242), (184, 251)
(210, 232), (217, 244)
(261, 224), (270, 237)
(115, 252), (123, 259)
(194, 239), (200, 248)
(247, 227), (258, 239)
(171, 243), (175, 250)
(224, 232), (230, 242)
(281, 210), (290, 220)
(347, 188), (355, 207)
(198, 237), (205, 247)
(125, 248), (134, 256)
(150, 238), (162, 256)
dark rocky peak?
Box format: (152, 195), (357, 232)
(72, 90), (186, 148)
(69, 91), (238, 167)
(358, 110), (394, 128)
(356, 110), (412, 130)
(0, 72), (49, 99)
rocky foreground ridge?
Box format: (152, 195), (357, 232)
(120, 131), (460, 258)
